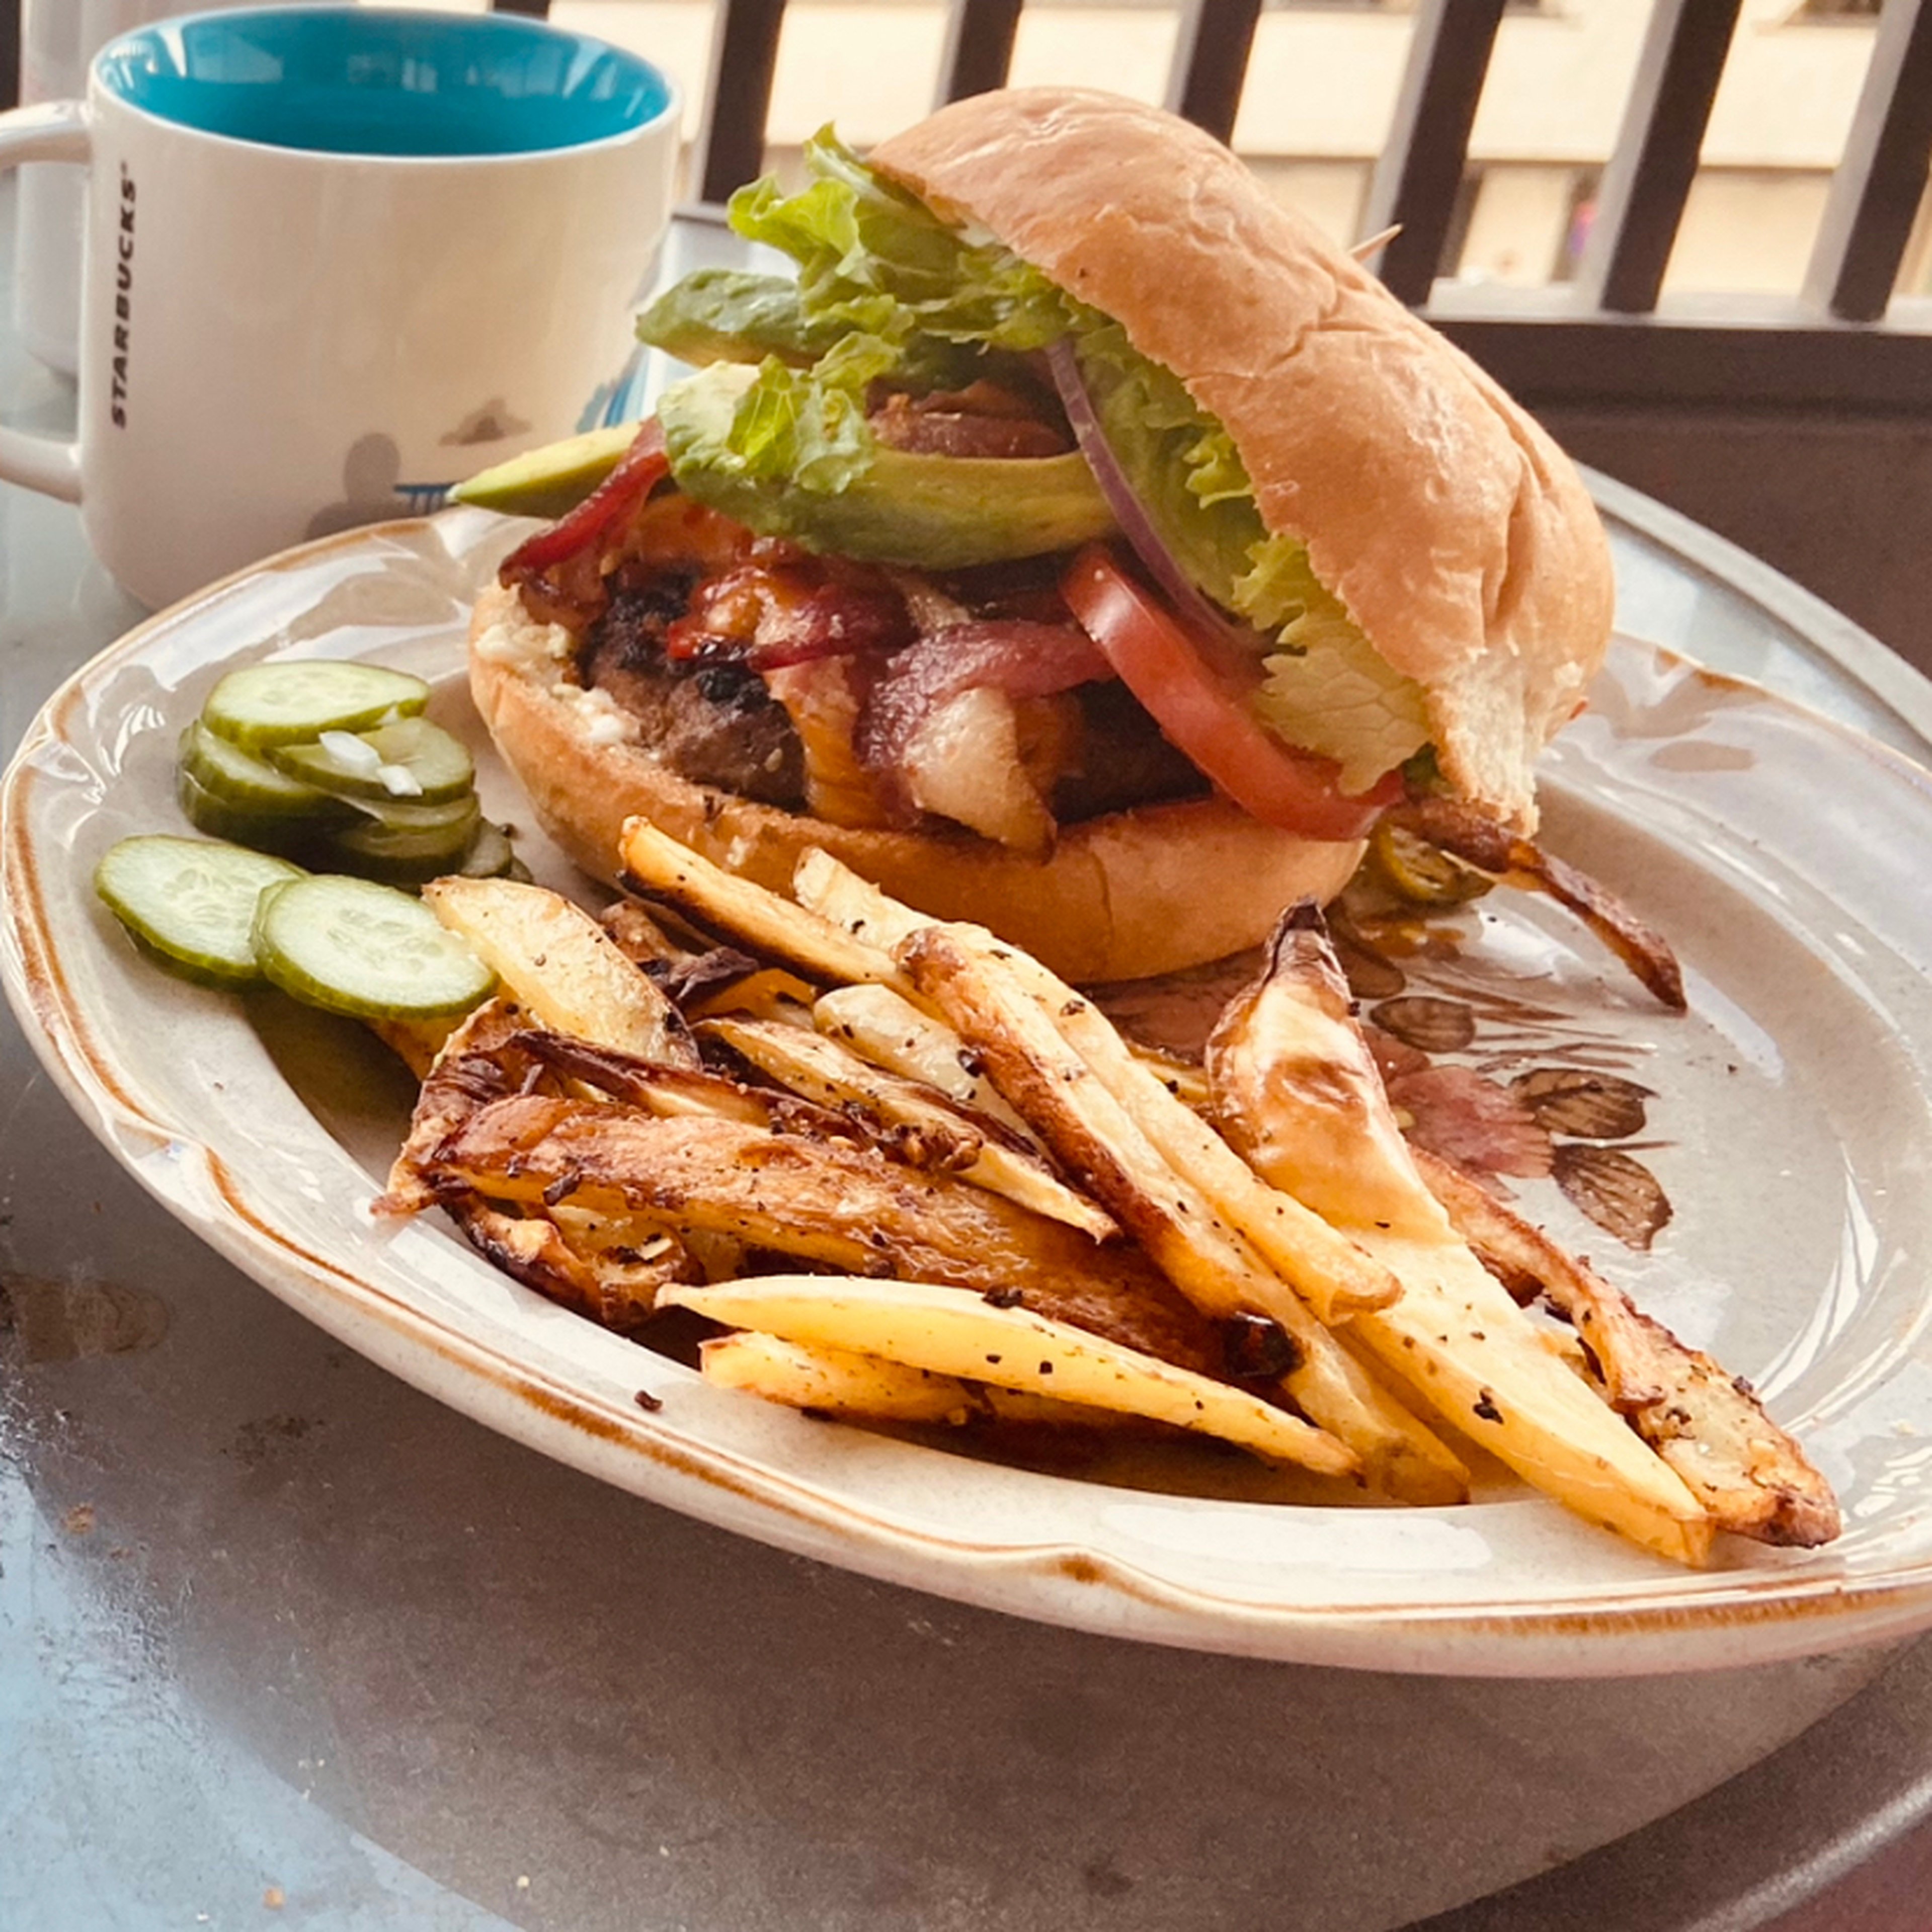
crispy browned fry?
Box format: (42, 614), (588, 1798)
(898, 923), (1469, 1504)
(1388, 797), (1685, 1011)
(1411, 1146), (1841, 1547)
(419, 1096), (1232, 1372)
(448, 1197), (694, 1334)
(701, 1014), (1119, 1241)
(619, 818), (914, 996)
(1208, 909), (1718, 1564)
(901, 925), (1401, 1323)
(598, 898), (689, 970)
(378, 1001), (548, 1214)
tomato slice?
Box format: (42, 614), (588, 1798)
(1059, 544), (1400, 841)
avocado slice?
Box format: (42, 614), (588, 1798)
(449, 423), (641, 520)
(658, 363), (1116, 569)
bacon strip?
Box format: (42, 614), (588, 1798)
(856, 618), (1108, 780)
(498, 420), (673, 630)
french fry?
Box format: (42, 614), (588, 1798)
(795, 845), (1210, 1107)
(453, 1197), (690, 1335)
(685, 965), (820, 1026)
(619, 818), (913, 996)
(792, 844), (928, 953)
(418, 1096), (1228, 1369)
(702, 1014), (1117, 1242)
(1208, 908), (1715, 1565)
(422, 875), (695, 1066)
(898, 924), (1468, 1504)
(667, 1276), (1358, 1477)
(813, 982), (1042, 1146)
(899, 924), (1402, 1329)
(697, 1330), (1154, 1432)
(1413, 1145), (1841, 1548)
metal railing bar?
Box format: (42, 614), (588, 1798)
(694, 0), (789, 206)
(1435, 312), (1932, 416)
(1358, 0), (1506, 306)
(488, 1), (554, 17)
(938, 0), (1024, 104)
(1802, 0), (1932, 325)
(0, 0), (17, 111)
(1573, 0), (1743, 317)
(1165, 0), (1262, 147)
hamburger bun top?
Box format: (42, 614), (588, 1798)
(871, 88), (1615, 831)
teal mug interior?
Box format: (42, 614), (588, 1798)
(95, 6), (676, 157)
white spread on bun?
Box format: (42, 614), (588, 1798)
(460, 87), (1614, 983)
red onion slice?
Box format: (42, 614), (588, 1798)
(1045, 336), (1273, 670)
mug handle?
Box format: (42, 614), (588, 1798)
(0, 101), (90, 504)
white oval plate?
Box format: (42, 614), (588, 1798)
(8, 506), (1932, 1679)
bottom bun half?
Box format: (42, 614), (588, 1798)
(468, 584), (1364, 985)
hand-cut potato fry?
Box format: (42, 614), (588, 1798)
(507, 1028), (817, 1129)
(698, 1330), (1156, 1432)
(1201, 912), (1444, 1239)
(1119, 1041), (1213, 1113)
(1208, 910), (1714, 1565)
(814, 982), (1041, 1145)
(897, 923), (1468, 1505)
(1352, 1232), (1710, 1564)
(792, 845), (929, 954)
(1412, 1145), (1841, 1548)
(668, 1276), (1358, 1477)
(966, 930), (1401, 1324)
(423, 875), (695, 1066)
(380, 999), (541, 1214)
(796, 846), (1211, 1108)
(684, 965), (820, 1025)
(899, 925), (1401, 1327)
(703, 1014), (1118, 1241)
(368, 1015), (455, 1079)
(416, 1096), (1228, 1370)
(453, 1196), (691, 1335)
(620, 818), (914, 995)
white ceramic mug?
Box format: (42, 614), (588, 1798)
(0, 6), (682, 610)
(16, 0), (289, 375)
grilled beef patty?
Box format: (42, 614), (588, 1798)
(576, 580), (1207, 825)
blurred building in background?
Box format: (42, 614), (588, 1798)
(405, 0), (1924, 305)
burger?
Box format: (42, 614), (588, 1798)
(462, 88), (1614, 984)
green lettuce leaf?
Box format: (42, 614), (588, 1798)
(728, 128), (1071, 356)
(1254, 632), (1431, 794)
(635, 268), (846, 368)
(1073, 320), (1265, 610)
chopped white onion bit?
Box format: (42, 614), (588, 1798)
(377, 762), (424, 797)
(318, 729), (382, 775)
